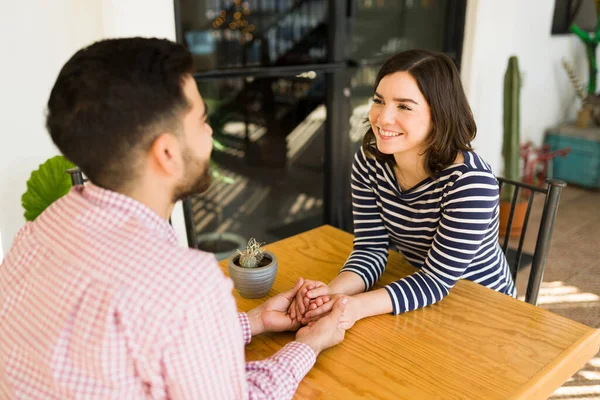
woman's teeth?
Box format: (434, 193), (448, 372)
(378, 128), (403, 137)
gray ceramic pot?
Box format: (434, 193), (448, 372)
(196, 232), (247, 261)
(228, 251), (278, 299)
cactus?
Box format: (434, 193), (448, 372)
(569, 2), (600, 95)
(237, 238), (265, 268)
(502, 56), (521, 190)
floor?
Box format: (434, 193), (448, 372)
(511, 185), (599, 399)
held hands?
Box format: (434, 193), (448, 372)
(302, 293), (361, 330)
(247, 277), (354, 356)
(288, 279), (331, 322)
(247, 277), (306, 335)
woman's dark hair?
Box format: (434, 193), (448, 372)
(46, 37), (195, 190)
(362, 49), (476, 175)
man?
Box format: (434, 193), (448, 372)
(0, 37), (348, 399)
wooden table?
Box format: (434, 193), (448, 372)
(218, 225), (600, 399)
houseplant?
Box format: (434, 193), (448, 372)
(566, 2), (600, 127)
(227, 238), (278, 298)
(21, 155), (75, 221)
(499, 56), (528, 238)
(569, 3), (600, 97)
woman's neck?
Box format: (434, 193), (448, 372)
(392, 148), (428, 191)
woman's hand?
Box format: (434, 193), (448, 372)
(302, 293), (362, 330)
(288, 279), (330, 322)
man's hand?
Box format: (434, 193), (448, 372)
(288, 279), (329, 322)
(247, 277), (305, 336)
(301, 293), (361, 330)
(295, 296), (349, 356)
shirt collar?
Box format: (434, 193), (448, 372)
(79, 183), (179, 246)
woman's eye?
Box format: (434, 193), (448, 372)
(399, 104), (411, 111)
(372, 98), (383, 104)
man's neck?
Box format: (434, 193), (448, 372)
(121, 185), (175, 220)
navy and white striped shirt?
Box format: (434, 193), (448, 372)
(341, 147), (517, 315)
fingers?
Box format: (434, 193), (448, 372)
(303, 292), (311, 309)
(288, 298), (296, 321)
(301, 313), (328, 324)
(308, 295), (328, 311)
(298, 284), (313, 316)
(316, 296), (329, 306)
(295, 286), (305, 318)
(329, 296), (348, 319)
(302, 299), (335, 322)
(306, 285), (329, 299)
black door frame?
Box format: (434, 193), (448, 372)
(174, 0), (467, 247)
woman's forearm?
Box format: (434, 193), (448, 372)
(328, 271), (367, 296)
(354, 288), (394, 319)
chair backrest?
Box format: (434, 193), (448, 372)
(67, 168), (87, 186)
(496, 177), (567, 305)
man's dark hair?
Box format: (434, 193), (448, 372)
(362, 49), (477, 176)
(46, 37), (195, 190)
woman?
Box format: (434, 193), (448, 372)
(290, 49), (516, 328)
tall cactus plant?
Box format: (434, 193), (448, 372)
(502, 56), (521, 191)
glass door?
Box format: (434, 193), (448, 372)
(175, 0), (466, 255)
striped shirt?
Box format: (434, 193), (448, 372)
(0, 184), (314, 399)
(341, 148), (517, 315)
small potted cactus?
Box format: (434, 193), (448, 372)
(227, 238), (278, 298)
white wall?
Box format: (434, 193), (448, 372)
(0, 1), (103, 254)
(0, 1), (187, 255)
(461, 0), (587, 174)
(101, 0), (176, 39)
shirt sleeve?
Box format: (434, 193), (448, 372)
(384, 170), (499, 315)
(340, 148), (390, 290)
(161, 263), (316, 400)
(238, 312), (252, 345)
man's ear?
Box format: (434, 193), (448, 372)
(149, 133), (183, 176)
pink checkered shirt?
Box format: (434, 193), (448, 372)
(0, 184), (315, 399)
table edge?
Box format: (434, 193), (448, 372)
(508, 328), (600, 400)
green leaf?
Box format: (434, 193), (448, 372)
(21, 155), (76, 221)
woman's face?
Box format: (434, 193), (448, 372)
(368, 71), (432, 156)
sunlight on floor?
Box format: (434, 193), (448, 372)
(518, 281), (600, 306)
(551, 357), (600, 399)
(552, 385), (600, 398)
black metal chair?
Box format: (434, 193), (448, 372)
(497, 177), (567, 305)
(66, 168), (87, 186)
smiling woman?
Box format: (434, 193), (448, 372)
(289, 49), (517, 326)
(362, 49), (476, 181)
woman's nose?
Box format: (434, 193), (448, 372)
(377, 105), (396, 125)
